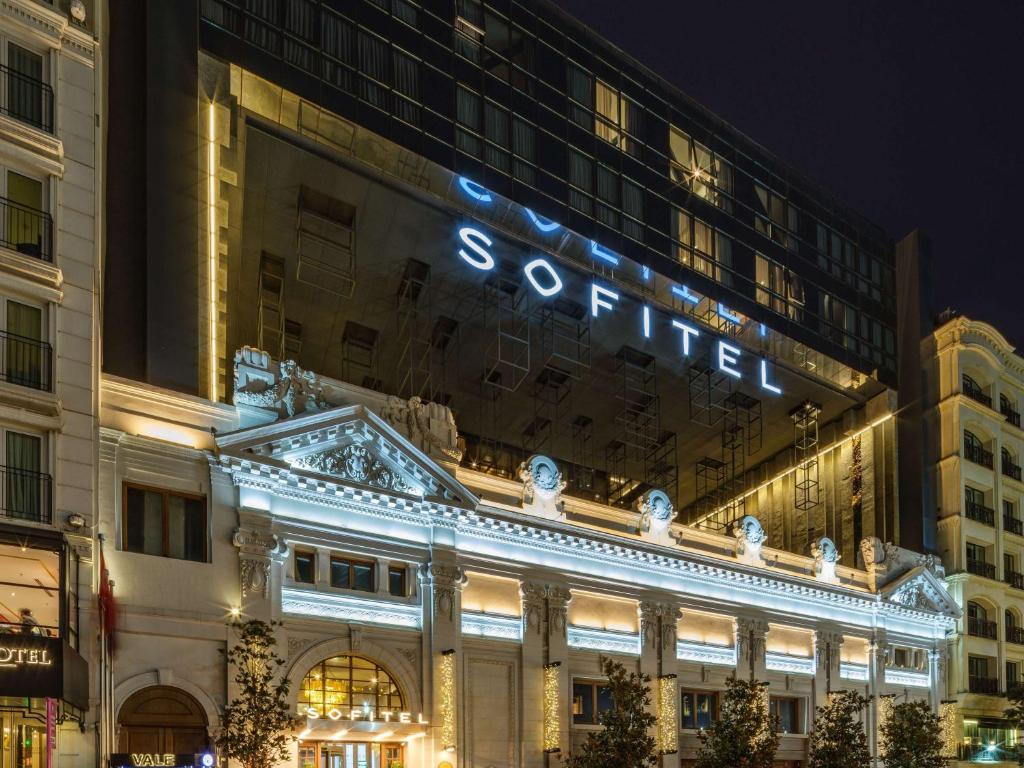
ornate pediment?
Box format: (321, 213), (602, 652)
(216, 404), (477, 507)
(879, 566), (960, 618)
(292, 444), (411, 494)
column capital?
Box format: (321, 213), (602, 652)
(520, 582), (547, 637)
(419, 562), (467, 623)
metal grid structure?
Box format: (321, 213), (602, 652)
(523, 365), (572, 454)
(483, 262), (531, 393)
(688, 364), (733, 427)
(257, 251), (285, 358)
(396, 258), (438, 401)
(538, 297), (591, 380)
(792, 400), (822, 512)
(569, 414), (596, 495)
(341, 320), (379, 391)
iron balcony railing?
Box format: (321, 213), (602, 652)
(0, 330), (52, 391)
(0, 63), (53, 133)
(963, 378), (993, 408)
(966, 501), (995, 526)
(1007, 571), (1024, 591)
(1006, 515), (1024, 536)
(968, 617), (997, 639)
(967, 559), (996, 580)
(1004, 459), (1023, 483)
(968, 675), (1000, 694)
(1005, 407), (1022, 429)
(965, 442), (994, 468)
(0, 195), (53, 262)
(1008, 626), (1024, 645)
(0, 465), (52, 523)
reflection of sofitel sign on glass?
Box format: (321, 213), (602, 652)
(0, 646), (53, 668)
(452, 202), (784, 397)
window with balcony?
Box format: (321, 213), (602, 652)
(968, 654), (998, 693)
(1009, 661), (1023, 695)
(1002, 394), (1022, 428)
(123, 484), (208, 563)
(1007, 611), (1024, 645)
(669, 126), (733, 211)
(964, 430), (993, 468)
(967, 542), (995, 579)
(0, 169), (51, 262)
(1, 42), (52, 133)
(1, 429), (47, 523)
(962, 374), (992, 407)
(965, 485), (994, 525)
(680, 690), (718, 730)
(967, 601), (997, 639)
(1007, 500), (1023, 536)
(1003, 447), (1022, 482)
(1006, 553), (1024, 590)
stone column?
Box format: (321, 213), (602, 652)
(521, 582), (548, 768)
(735, 617), (769, 681)
(546, 585), (573, 760)
(928, 648), (943, 711)
(233, 508), (287, 622)
(813, 630), (844, 708)
(867, 632), (887, 764)
(420, 558), (466, 765)
(640, 601), (680, 768)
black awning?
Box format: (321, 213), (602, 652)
(0, 635), (89, 709)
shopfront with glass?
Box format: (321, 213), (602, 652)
(0, 525), (88, 768)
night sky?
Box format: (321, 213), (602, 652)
(552, 0), (1024, 348)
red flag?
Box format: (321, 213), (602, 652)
(99, 550), (117, 654)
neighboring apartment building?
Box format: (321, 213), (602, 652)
(0, 1), (100, 767)
(928, 314), (1024, 765)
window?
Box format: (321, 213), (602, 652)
(672, 208), (732, 284)
(568, 149), (593, 216)
(572, 679), (614, 725)
(669, 126), (732, 210)
(1008, 661), (1020, 690)
(964, 430), (992, 467)
(4, 42), (49, 132)
(755, 184), (797, 251)
(294, 550), (316, 583)
(680, 690), (718, 730)
(1007, 610), (1018, 630)
(755, 253), (804, 320)
(769, 697), (801, 734)
(299, 654), (404, 716)
(4, 430), (42, 521)
(455, 0), (484, 63)
(968, 655), (990, 678)
(455, 85), (482, 158)
(0, 540), (59, 635)
(967, 542), (987, 565)
(123, 484), (207, 563)
(330, 556), (374, 592)
(388, 566), (406, 597)
(594, 80), (634, 153)
(4, 299), (45, 390)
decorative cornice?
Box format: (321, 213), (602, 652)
(461, 611), (522, 642)
(281, 587), (421, 629)
(840, 662), (869, 681)
(567, 625), (640, 656)
(884, 668), (930, 688)
(765, 651), (815, 675)
(675, 640), (736, 666)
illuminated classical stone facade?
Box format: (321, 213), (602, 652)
(95, 352), (957, 768)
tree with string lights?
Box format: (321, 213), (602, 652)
(695, 676), (778, 768)
(808, 690), (870, 768)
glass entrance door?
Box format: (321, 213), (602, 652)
(298, 741), (405, 768)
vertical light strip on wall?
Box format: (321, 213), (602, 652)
(938, 700), (958, 758)
(876, 694), (896, 754)
(207, 101), (219, 402)
(657, 674), (678, 755)
(440, 649), (456, 751)
(543, 662), (561, 753)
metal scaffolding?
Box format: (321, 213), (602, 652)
(257, 251), (285, 358)
(538, 297), (591, 380)
(569, 414), (596, 495)
(483, 262), (531, 392)
(341, 320), (380, 391)
(688, 364), (733, 427)
(523, 366), (572, 454)
(792, 400), (822, 512)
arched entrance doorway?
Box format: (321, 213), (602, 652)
(117, 686), (210, 755)
(297, 653), (417, 768)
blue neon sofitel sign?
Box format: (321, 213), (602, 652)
(454, 221), (783, 396)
